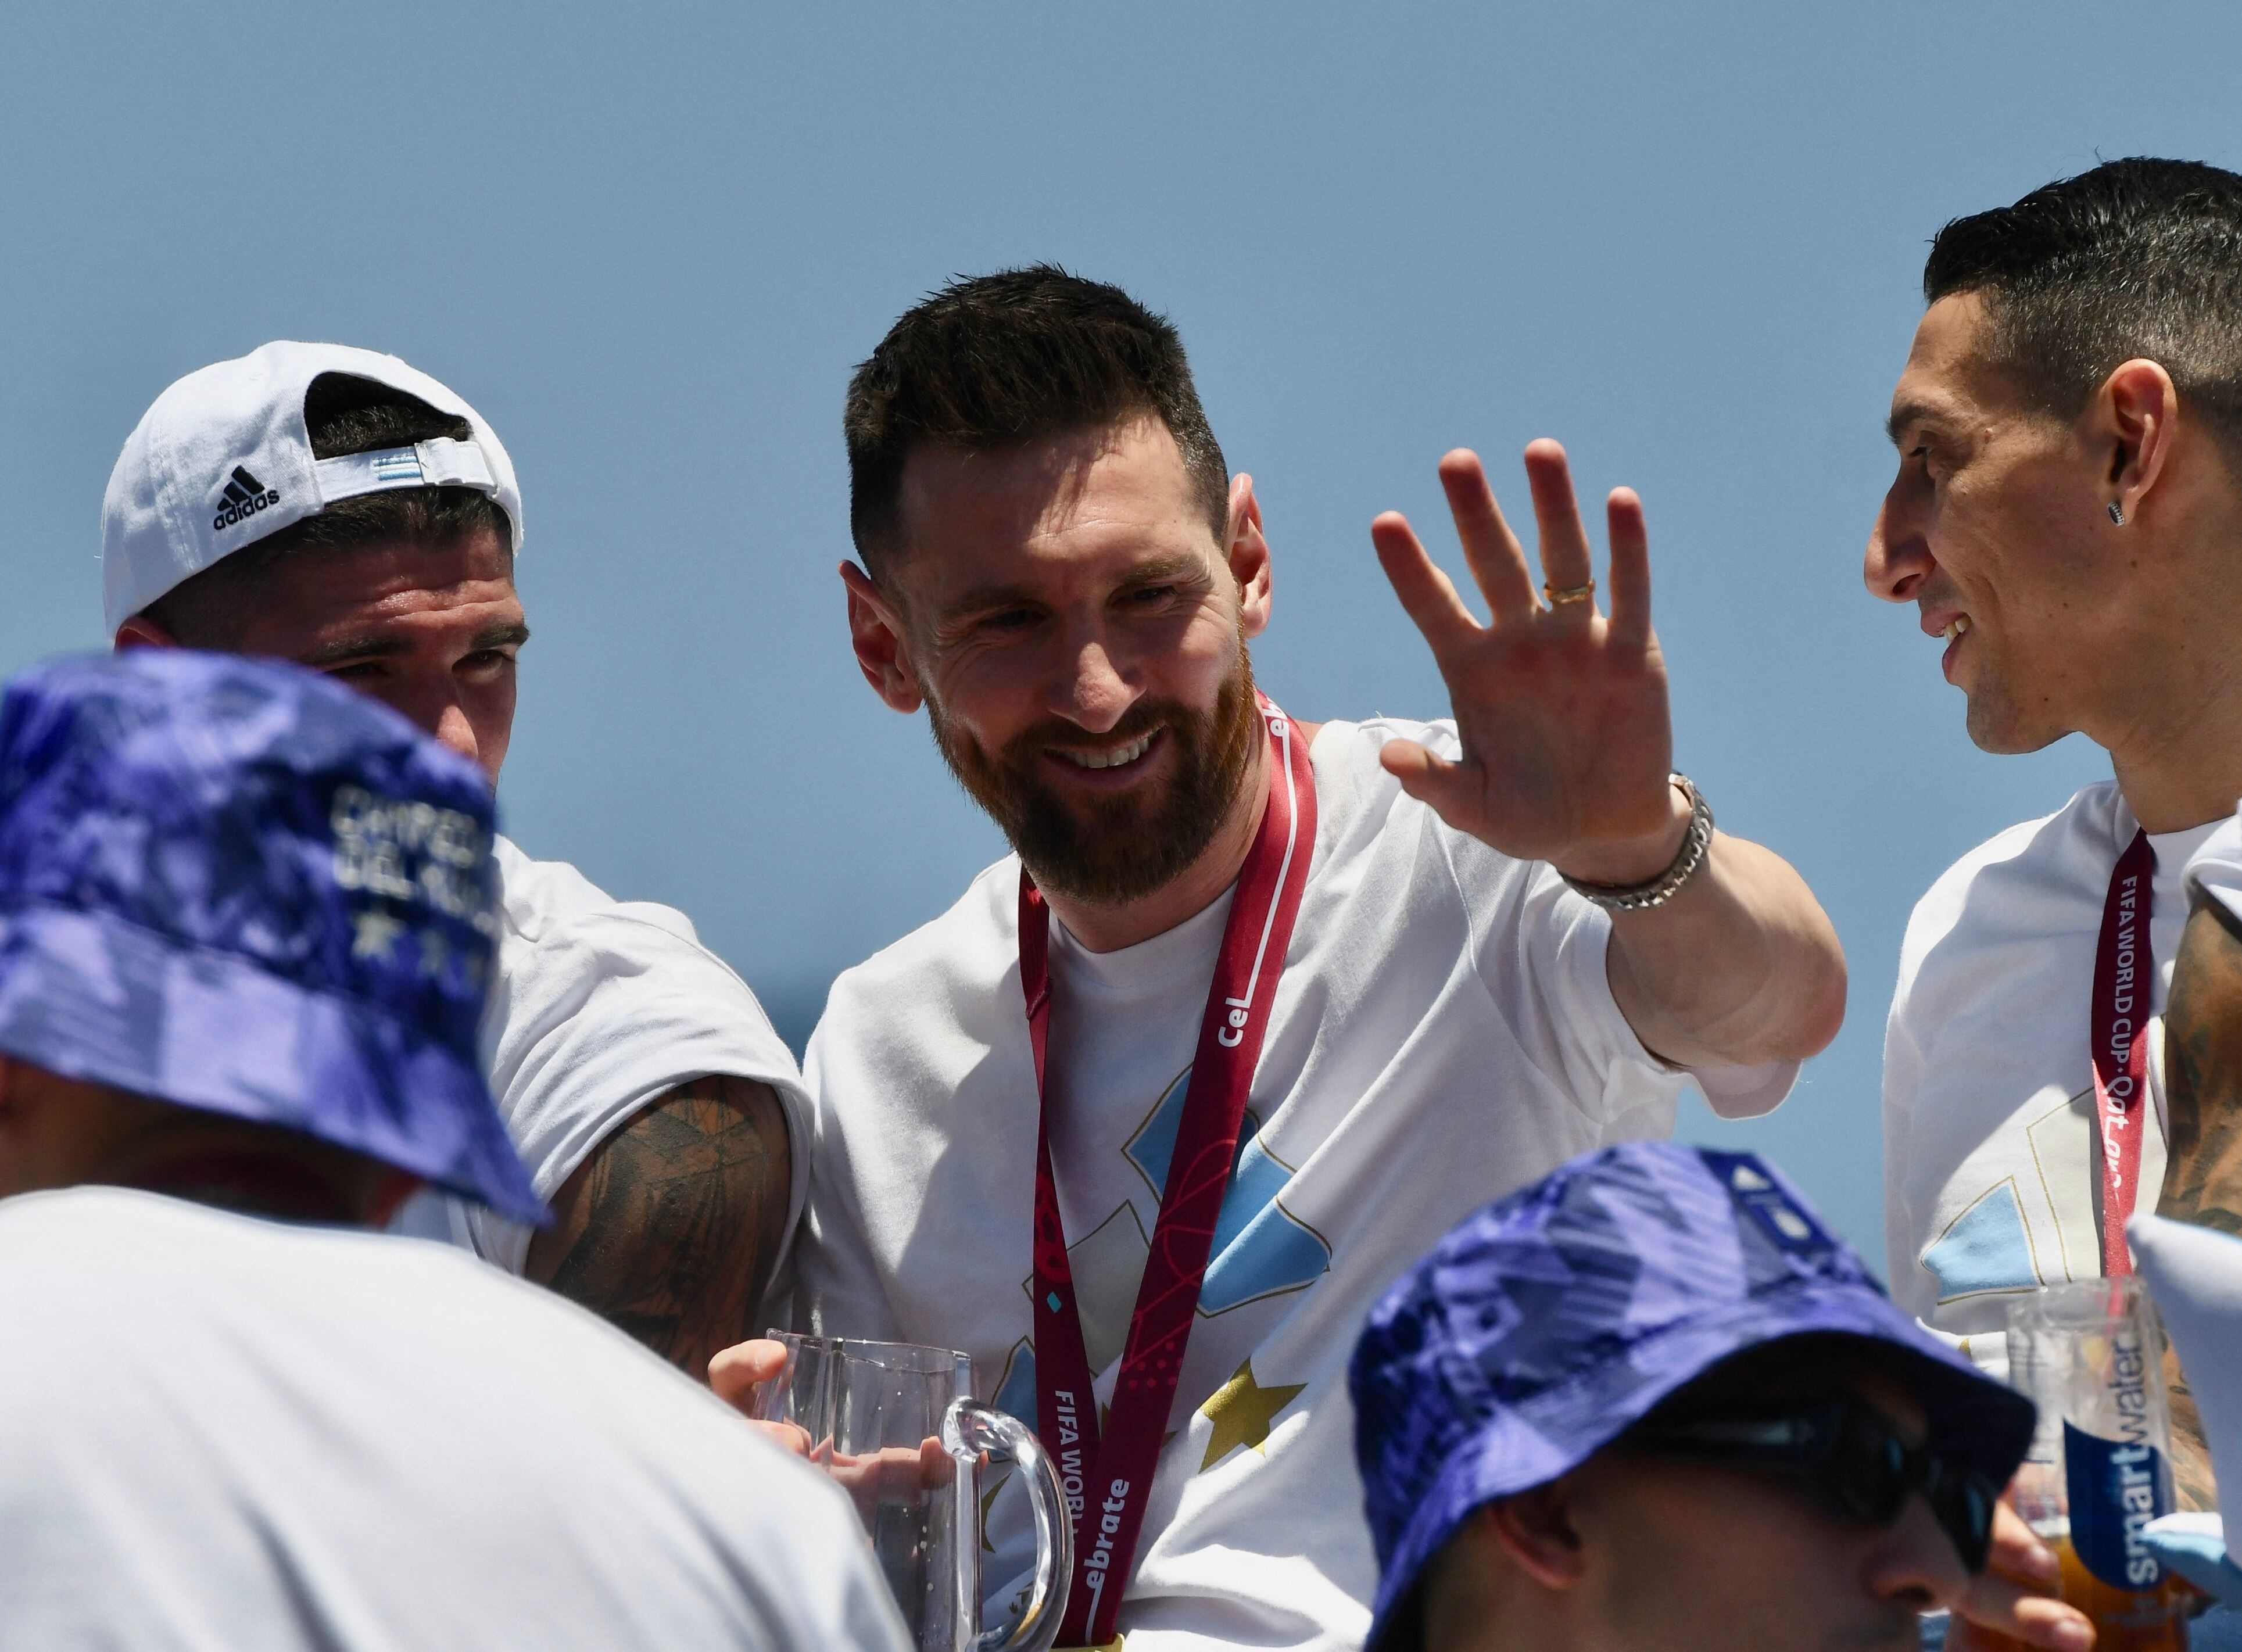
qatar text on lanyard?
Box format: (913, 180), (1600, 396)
(1017, 694), (1317, 1650)
(2091, 827), (2157, 1277)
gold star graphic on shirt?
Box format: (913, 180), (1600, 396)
(1198, 1358), (1305, 1471)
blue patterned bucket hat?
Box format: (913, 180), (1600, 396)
(1348, 1141), (2033, 1650)
(0, 650), (542, 1223)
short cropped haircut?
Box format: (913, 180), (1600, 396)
(843, 266), (1230, 575)
(139, 372), (514, 648)
(1925, 157), (2242, 461)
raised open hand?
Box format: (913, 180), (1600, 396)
(1372, 442), (1685, 885)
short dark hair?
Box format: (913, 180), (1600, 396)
(843, 266), (1229, 574)
(1924, 157), (2242, 459)
(138, 372), (514, 647)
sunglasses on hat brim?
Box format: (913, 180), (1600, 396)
(1625, 1396), (2000, 1573)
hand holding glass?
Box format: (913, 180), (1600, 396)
(747, 1332), (1073, 1652)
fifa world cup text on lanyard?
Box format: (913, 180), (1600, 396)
(2093, 831), (2156, 1277)
(1018, 696), (1317, 1651)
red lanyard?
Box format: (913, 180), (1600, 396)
(1019, 696), (1316, 1649)
(2091, 828), (2157, 1277)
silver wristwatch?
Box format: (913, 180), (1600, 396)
(1557, 775), (1714, 911)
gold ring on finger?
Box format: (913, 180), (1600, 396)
(1543, 580), (1596, 607)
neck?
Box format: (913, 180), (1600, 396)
(100, 1139), (368, 1225)
(2102, 623), (2242, 835)
(1043, 732), (1278, 954)
(1421, 1549), (1573, 1652)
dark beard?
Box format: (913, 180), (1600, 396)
(928, 660), (1261, 905)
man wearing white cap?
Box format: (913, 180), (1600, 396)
(101, 342), (807, 1377)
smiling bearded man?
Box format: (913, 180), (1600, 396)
(742, 267), (1846, 1652)
(1869, 161), (2242, 1567)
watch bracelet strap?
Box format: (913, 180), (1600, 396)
(1557, 776), (1714, 911)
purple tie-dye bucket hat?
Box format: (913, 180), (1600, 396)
(1348, 1141), (2033, 1650)
(0, 649), (542, 1223)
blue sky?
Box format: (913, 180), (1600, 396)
(5, 2), (2237, 1263)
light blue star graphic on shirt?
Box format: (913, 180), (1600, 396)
(1922, 1177), (2040, 1302)
(993, 1337), (1037, 1424)
(1125, 1072), (1332, 1314)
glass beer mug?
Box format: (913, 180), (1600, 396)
(1998, 1279), (2191, 1650)
(751, 1332), (1073, 1652)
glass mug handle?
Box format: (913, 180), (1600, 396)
(942, 1397), (1074, 1652)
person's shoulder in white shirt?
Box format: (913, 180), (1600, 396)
(0, 1185), (910, 1652)
(392, 835), (813, 1370)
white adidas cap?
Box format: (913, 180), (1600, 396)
(101, 341), (524, 636)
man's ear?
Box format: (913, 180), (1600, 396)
(2098, 358), (2182, 525)
(1479, 1481), (1588, 1592)
(1225, 474), (1274, 642)
(113, 613), (179, 651)
(840, 561), (925, 715)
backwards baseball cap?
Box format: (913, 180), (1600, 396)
(0, 648), (543, 1223)
(1348, 1141), (2034, 1651)
(101, 341), (524, 636)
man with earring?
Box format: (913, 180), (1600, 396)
(1869, 159), (2242, 1534)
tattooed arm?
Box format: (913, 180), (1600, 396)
(2162, 894), (2242, 1234)
(2152, 893), (2242, 1510)
(524, 1073), (793, 1381)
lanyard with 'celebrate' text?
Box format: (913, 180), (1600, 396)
(1018, 696), (1316, 1650)
(2091, 828), (2157, 1277)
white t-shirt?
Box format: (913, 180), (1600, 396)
(0, 1185), (909, 1652)
(1885, 780), (2222, 1370)
(2188, 807), (2242, 923)
(393, 836), (811, 1273)
(798, 717), (1796, 1652)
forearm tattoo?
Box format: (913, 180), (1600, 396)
(2154, 895), (2242, 1511)
(525, 1073), (791, 1379)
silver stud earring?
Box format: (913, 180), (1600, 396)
(2108, 501), (2126, 526)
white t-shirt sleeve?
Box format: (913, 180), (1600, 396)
(2187, 808), (2242, 926)
(1354, 718), (1798, 1126)
(400, 840), (813, 1276)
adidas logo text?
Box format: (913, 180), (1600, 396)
(212, 465), (280, 532)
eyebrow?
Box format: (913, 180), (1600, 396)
(1885, 400), (1941, 447)
(297, 621), (530, 668)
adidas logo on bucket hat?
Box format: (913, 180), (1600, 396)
(101, 342), (524, 636)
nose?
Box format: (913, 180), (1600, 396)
(429, 700), (484, 770)
(1860, 1493), (1972, 1621)
(367, 674), (485, 773)
(1864, 489), (1932, 605)
(1050, 624), (1138, 734)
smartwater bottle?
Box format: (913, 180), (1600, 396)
(2003, 1278), (2189, 1650)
